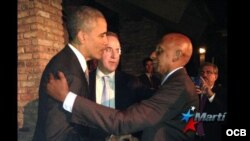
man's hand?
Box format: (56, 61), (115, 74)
(47, 71), (69, 102)
(200, 77), (214, 98)
(195, 87), (203, 95)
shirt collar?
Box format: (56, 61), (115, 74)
(161, 67), (183, 85)
(96, 67), (115, 81)
(146, 73), (151, 78)
(68, 43), (87, 72)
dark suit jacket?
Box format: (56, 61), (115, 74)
(71, 68), (199, 141)
(138, 73), (161, 90)
(87, 70), (142, 140)
(203, 84), (227, 114)
(199, 84), (227, 141)
(32, 45), (90, 141)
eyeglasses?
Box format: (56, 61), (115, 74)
(104, 47), (121, 55)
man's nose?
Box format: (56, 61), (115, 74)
(103, 37), (108, 46)
(150, 51), (157, 60)
(110, 50), (115, 58)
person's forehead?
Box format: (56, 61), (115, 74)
(107, 35), (117, 40)
(203, 66), (213, 70)
(146, 60), (153, 63)
(107, 36), (120, 47)
(90, 18), (107, 33)
(201, 66), (216, 73)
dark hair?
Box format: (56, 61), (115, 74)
(142, 57), (153, 67)
(66, 6), (105, 42)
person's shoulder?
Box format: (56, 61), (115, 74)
(138, 73), (146, 79)
(116, 71), (138, 81)
(45, 47), (68, 67)
(138, 73), (145, 76)
(47, 45), (68, 61)
(42, 46), (72, 75)
(213, 83), (224, 92)
(116, 70), (130, 76)
(152, 73), (161, 80)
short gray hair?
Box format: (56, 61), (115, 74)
(66, 6), (105, 42)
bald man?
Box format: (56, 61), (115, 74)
(47, 33), (199, 141)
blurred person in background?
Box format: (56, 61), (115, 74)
(195, 62), (227, 141)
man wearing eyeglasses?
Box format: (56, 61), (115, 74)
(87, 31), (142, 141)
(46, 33), (199, 141)
(195, 62), (227, 141)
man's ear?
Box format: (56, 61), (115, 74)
(173, 50), (182, 62)
(77, 30), (87, 44)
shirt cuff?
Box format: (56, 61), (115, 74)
(208, 93), (215, 102)
(63, 91), (77, 112)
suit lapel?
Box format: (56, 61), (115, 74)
(62, 45), (90, 98)
(115, 71), (120, 108)
(161, 68), (186, 86)
(89, 70), (97, 101)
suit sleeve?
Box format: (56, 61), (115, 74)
(42, 68), (84, 141)
(71, 83), (187, 135)
(206, 86), (227, 113)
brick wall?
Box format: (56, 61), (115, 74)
(118, 15), (162, 76)
(17, 0), (64, 138)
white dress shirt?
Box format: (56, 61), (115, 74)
(63, 67), (116, 112)
(202, 93), (215, 103)
(95, 68), (115, 108)
(160, 67), (183, 85)
(63, 43), (88, 112)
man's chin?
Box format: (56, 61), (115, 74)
(107, 66), (117, 72)
(94, 54), (102, 60)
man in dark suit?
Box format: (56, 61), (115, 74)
(195, 62), (227, 141)
(87, 32), (141, 140)
(138, 57), (161, 94)
(47, 33), (199, 141)
(32, 6), (108, 141)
